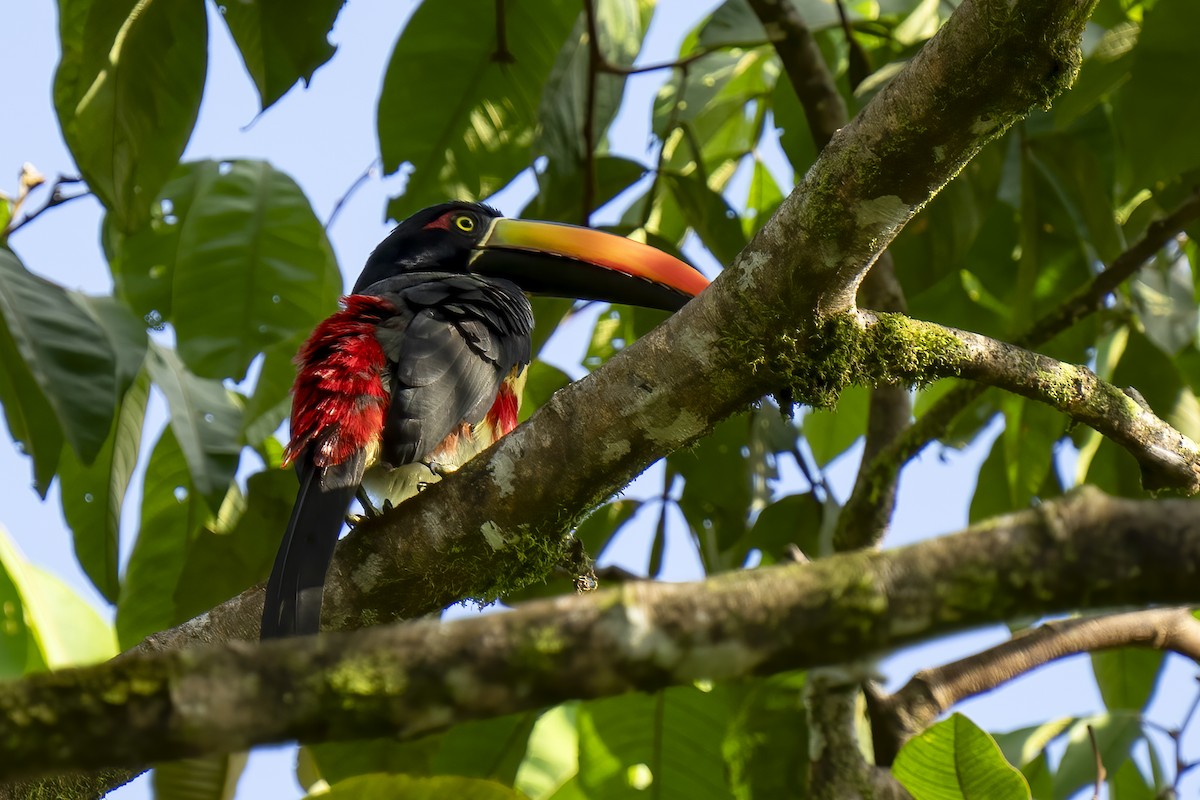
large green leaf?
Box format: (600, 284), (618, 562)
(0, 526), (117, 672)
(313, 775), (525, 800)
(169, 160), (340, 380)
(893, 713), (1030, 800)
(152, 753), (248, 800)
(1091, 647), (1164, 712)
(515, 705), (579, 800)
(535, 0), (652, 170)
(116, 426), (213, 648)
(379, 0), (578, 221)
(576, 684), (739, 799)
(53, 0), (207, 233)
(803, 384), (869, 466)
(172, 468), (296, 623)
(218, 0), (345, 110)
(146, 343), (243, 510)
(58, 371), (150, 603)
(0, 248), (121, 466)
(723, 672), (808, 799)
(1115, 0), (1200, 190)
(661, 172), (747, 267)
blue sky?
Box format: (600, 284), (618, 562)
(0, 1), (1194, 798)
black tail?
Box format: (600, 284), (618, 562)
(260, 459), (358, 639)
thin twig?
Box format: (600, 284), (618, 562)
(1087, 724), (1106, 799)
(581, 0), (601, 224)
(3, 175), (86, 237)
(597, 47), (716, 77)
(325, 160), (378, 231)
(492, 0), (514, 62)
(865, 607), (1200, 765)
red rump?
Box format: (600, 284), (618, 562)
(283, 295), (394, 469)
(485, 380), (520, 440)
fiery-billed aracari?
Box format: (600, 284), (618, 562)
(260, 201), (708, 638)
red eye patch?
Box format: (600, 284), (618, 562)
(423, 212), (453, 231)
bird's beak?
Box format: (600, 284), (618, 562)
(470, 218), (709, 311)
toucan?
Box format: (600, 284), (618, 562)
(260, 201), (709, 638)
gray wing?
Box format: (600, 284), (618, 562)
(371, 274), (532, 468)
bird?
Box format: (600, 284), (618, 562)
(260, 201), (709, 638)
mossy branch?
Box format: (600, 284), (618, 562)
(839, 190), (1200, 548)
(865, 607), (1200, 765)
(1, 489), (1199, 782)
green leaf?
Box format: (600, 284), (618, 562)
(723, 672), (808, 800)
(803, 385), (869, 466)
(669, 414), (755, 569)
(1131, 248), (1197, 356)
(313, 774), (526, 800)
(147, 343), (243, 510)
(661, 172), (747, 267)
(379, 0), (578, 221)
(893, 714), (1030, 800)
(0, 248), (120, 466)
(241, 335), (302, 447)
(53, 0), (207, 233)
(521, 156), (648, 227)
(173, 468), (296, 622)
(515, 705), (579, 800)
(1115, 0), (1200, 190)
(307, 712), (538, 787)
(697, 0), (768, 48)
(152, 753), (248, 800)
(0, 526), (118, 672)
(577, 684), (739, 800)
(117, 426), (212, 648)
(1109, 757), (1155, 800)
(1091, 648), (1165, 711)
(1052, 714), (1142, 800)
(435, 713), (539, 785)
(535, 0), (651, 170)
(306, 737), (441, 787)
(171, 160), (339, 380)
(519, 360), (571, 423)
(739, 492), (823, 564)
(58, 371), (150, 602)
(993, 718), (1074, 769)
(218, 0), (345, 110)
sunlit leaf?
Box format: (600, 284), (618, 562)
(313, 774), (525, 800)
(53, 0), (207, 233)
(577, 684), (739, 800)
(723, 672), (808, 799)
(380, 0), (578, 221)
(0, 526), (117, 672)
(893, 714), (1030, 800)
(152, 753), (248, 800)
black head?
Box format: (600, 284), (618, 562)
(352, 202), (710, 309)
(353, 201), (502, 293)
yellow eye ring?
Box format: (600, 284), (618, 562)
(454, 215), (476, 233)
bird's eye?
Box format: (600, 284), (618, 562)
(453, 214), (476, 233)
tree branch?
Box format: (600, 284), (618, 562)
(842, 189), (1200, 535)
(0, 0), (1099, 795)
(748, 0), (914, 551)
(865, 607), (1200, 765)
(853, 311), (1200, 492)
(1, 489), (1198, 782)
